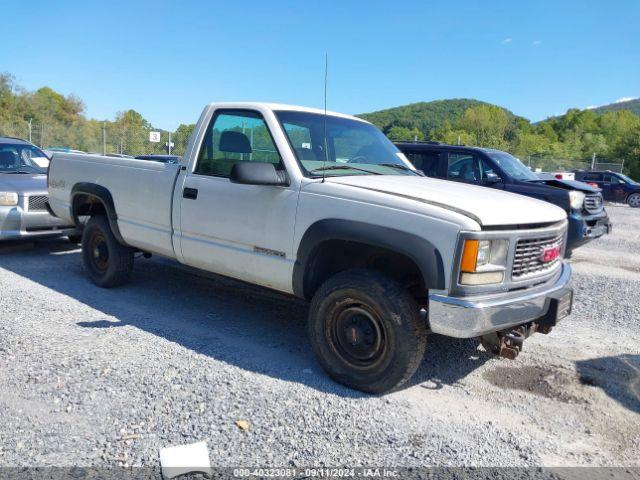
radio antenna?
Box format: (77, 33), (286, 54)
(322, 53), (328, 183)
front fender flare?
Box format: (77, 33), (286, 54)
(293, 219), (446, 299)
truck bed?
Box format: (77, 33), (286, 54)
(48, 152), (181, 258)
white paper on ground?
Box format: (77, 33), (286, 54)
(159, 440), (212, 479)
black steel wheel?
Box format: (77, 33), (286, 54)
(329, 303), (388, 369)
(308, 269), (427, 393)
(82, 216), (134, 288)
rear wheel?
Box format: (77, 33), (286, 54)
(308, 269), (427, 393)
(628, 193), (640, 208)
(82, 216), (134, 287)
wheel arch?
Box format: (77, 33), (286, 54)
(626, 190), (640, 205)
(70, 183), (127, 245)
(293, 219), (446, 301)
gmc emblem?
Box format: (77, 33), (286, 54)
(539, 246), (560, 263)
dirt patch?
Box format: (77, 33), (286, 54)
(484, 364), (582, 403)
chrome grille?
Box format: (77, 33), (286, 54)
(512, 234), (564, 279)
(28, 195), (48, 211)
(584, 193), (603, 214)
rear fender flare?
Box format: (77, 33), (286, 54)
(70, 183), (127, 245)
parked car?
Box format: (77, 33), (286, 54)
(573, 170), (640, 207)
(395, 142), (611, 255)
(0, 136), (78, 241)
(48, 103), (573, 393)
(45, 147), (86, 155)
(134, 154), (180, 163)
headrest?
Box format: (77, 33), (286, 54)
(219, 131), (252, 154)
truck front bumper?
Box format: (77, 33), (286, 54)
(428, 262), (573, 338)
(566, 211), (611, 253)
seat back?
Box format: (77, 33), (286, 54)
(0, 150), (19, 169)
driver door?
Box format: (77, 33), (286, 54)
(177, 109), (298, 293)
(603, 173), (626, 202)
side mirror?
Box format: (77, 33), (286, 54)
(230, 162), (288, 186)
(484, 172), (501, 184)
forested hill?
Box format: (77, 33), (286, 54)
(357, 99), (522, 136)
(1, 71), (639, 179)
(592, 98), (640, 116)
(356, 97), (640, 179)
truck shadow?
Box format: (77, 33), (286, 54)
(576, 354), (640, 414)
(1, 238), (490, 397)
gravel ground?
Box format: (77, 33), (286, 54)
(0, 206), (638, 471)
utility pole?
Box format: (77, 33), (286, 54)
(102, 122), (107, 155)
(249, 128), (254, 161)
(28, 118), (32, 143)
(591, 152), (596, 170)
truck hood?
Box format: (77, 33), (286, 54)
(0, 173), (47, 195)
(326, 175), (567, 227)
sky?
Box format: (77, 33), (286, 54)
(1, 0), (639, 130)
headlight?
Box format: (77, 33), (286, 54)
(569, 190), (585, 210)
(0, 192), (18, 206)
(459, 239), (509, 285)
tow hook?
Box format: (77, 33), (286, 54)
(500, 328), (525, 359)
(480, 322), (551, 359)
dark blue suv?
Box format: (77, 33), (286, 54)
(574, 171), (640, 207)
(396, 142), (611, 255)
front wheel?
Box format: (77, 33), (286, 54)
(628, 193), (640, 208)
(308, 269), (427, 393)
(82, 216), (134, 287)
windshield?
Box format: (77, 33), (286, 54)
(0, 144), (48, 174)
(618, 173), (638, 184)
(275, 111), (418, 177)
(486, 151), (538, 181)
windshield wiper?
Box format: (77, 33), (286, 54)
(3, 170), (36, 174)
(310, 165), (382, 175)
(378, 163), (424, 176)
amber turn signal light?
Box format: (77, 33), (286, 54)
(460, 239), (479, 273)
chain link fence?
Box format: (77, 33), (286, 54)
(0, 120), (628, 174)
(0, 121), (192, 158)
(526, 155), (624, 174)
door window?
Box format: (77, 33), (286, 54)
(583, 173), (603, 182)
(448, 153), (498, 183)
(405, 151), (445, 178)
(195, 110), (282, 177)
(604, 174), (624, 184)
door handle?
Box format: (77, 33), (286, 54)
(183, 187), (198, 200)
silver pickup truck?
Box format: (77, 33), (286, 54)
(48, 102), (573, 392)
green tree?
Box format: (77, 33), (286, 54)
(387, 126), (424, 141)
(457, 105), (510, 147)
